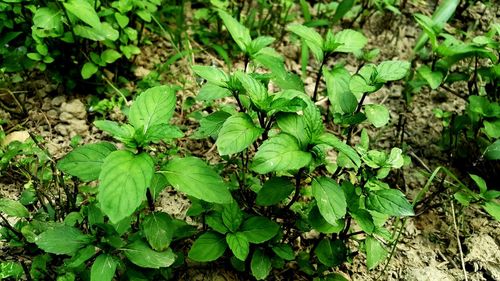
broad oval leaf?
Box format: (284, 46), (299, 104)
(160, 157), (233, 204)
(192, 65), (229, 87)
(63, 0), (101, 29)
(98, 151), (154, 224)
(251, 133), (312, 174)
(315, 239), (347, 267)
(364, 104), (390, 128)
(192, 111), (232, 139)
(239, 216), (279, 244)
(312, 177), (347, 225)
(188, 231), (227, 262)
(366, 236), (388, 270)
(256, 177), (295, 206)
(57, 142), (116, 182)
(235, 72), (269, 109)
(375, 60), (410, 82)
(0, 198), (29, 218)
(143, 212), (174, 251)
(251, 248), (272, 280)
(90, 254), (117, 281)
(216, 113), (263, 155)
(287, 24), (324, 52)
(129, 85), (176, 133)
(316, 133), (361, 167)
(366, 189), (414, 216)
(32, 7), (63, 37)
(222, 202), (244, 232)
(36, 225), (93, 255)
(123, 240), (176, 268)
(324, 66), (357, 114)
(226, 233), (250, 261)
(334, 29), (367, 53)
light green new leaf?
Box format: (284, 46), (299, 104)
(188, 232), (227, 262)
(364, 104), (390, 128)
(143, 212), (174, 251)
(334, 29), (367, 53)
(0, 198), (29, 218)
(32, 7), (63, 37)
(251, 249), (272, 280)
(483, 201), (500, 221)
(98, 151), (154, 224)
(316, 133), (361, 167)
(81, 62), (98, 79)
(191, 111), (232, 139)
(129, 85), (176, 133)
(101, 49), (121, 64)
(324, 67), (357, 114)
(123, 240), (176, 268)
(375, 60), (410, 82)
(192, 65), (229, 87)
(366, 236), (388, 270)
(216, 113), (263, 155)
(251, 133), (312, 174)
(90, 254), (117, 281)
(256, 177), (295, 206)
(218, 10), (252, 52)
(144, 124), (183, 143)
(417, 65), (443, 89)
(240, 216), (279, 244)
(36, 225), (93, 255)
(57, 142), (116, 182)
(287, 24), (324, 49)
(73, 22), (119, 41)
(312, 177), (347, 225)
(160, 157), (232, 204)
(226, 233), (250, 261)
(63, 0), (101, 29)
(366, 189), (414, 216)
(196, 83), (232, 101)
(235, 72), (269, 109)
(484, 120), (500, 139)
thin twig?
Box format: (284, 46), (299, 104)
(451, 200), (468, 281)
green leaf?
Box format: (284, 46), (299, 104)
(143, 212), (174, 251)
(216, 113), (263, 155)
(316, 133), (361, 167)
(188, 232), (227, 262)
(482, 201), (500, 221)
(272, 244), (295, 260)
(90, 254), (117, 281)
(63, 0), (101, 28)
(129, 85), (176, 133)
(123, 240), (176, 268)
(249, 36), (275, 54)
(332, 0), (355, 22)
(0, 262), (23, 280)
(470, 174), (487, 194)
(251, 249), (272, 280)
(350, 209), (375, 234)
(206, 212), (229, 234)
(81, 62), (98, 79)
(417, 65), (443, 89)
(101, 49), (121, 64)
(143, 124), (183, 143)
(192, 111), (232, 139)
(308, 205), (344, 234)
(375, 60), (410, 82)
(94, 121), (134, 144)
(0, 198), (29, 218)
(36, 225), (93, 255)
(287, 24), (324, 52)
(324, 67), (357, 114)
(65, 246), (96, 268)
(235, 72), (269, 109)
(315, 239), (347, 267)
(98, 151), (154, 224)
(256, 177), (295, 206)
(196, 83), (232, 101)
(366, 236), (387, 270)
(484, 120), (500, 138)
(251, 133), (312, 174)
(483, 139), (500, 160)
(32, 7), (63, 38)
(218, 10), (252, 52)
(192, 65), (229, 87)
(226, 233), (250, 261)
(312, 177), (347, 225)
(366, 189), (414, 216)
(222, 202), (244, 232)
(114, 13), (129, 28)
(364, 104), (390, 128)
(334, 29), (367, 53)
(57, 142), (116, 182)
(240, 216), (279, 244)
(160, 157), (233, 204)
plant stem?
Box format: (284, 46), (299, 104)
(346, 92), (368, 144)
(285, 169), (303, 209)
(146, 188), (155, 211)
(312, 56), (327, 102)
